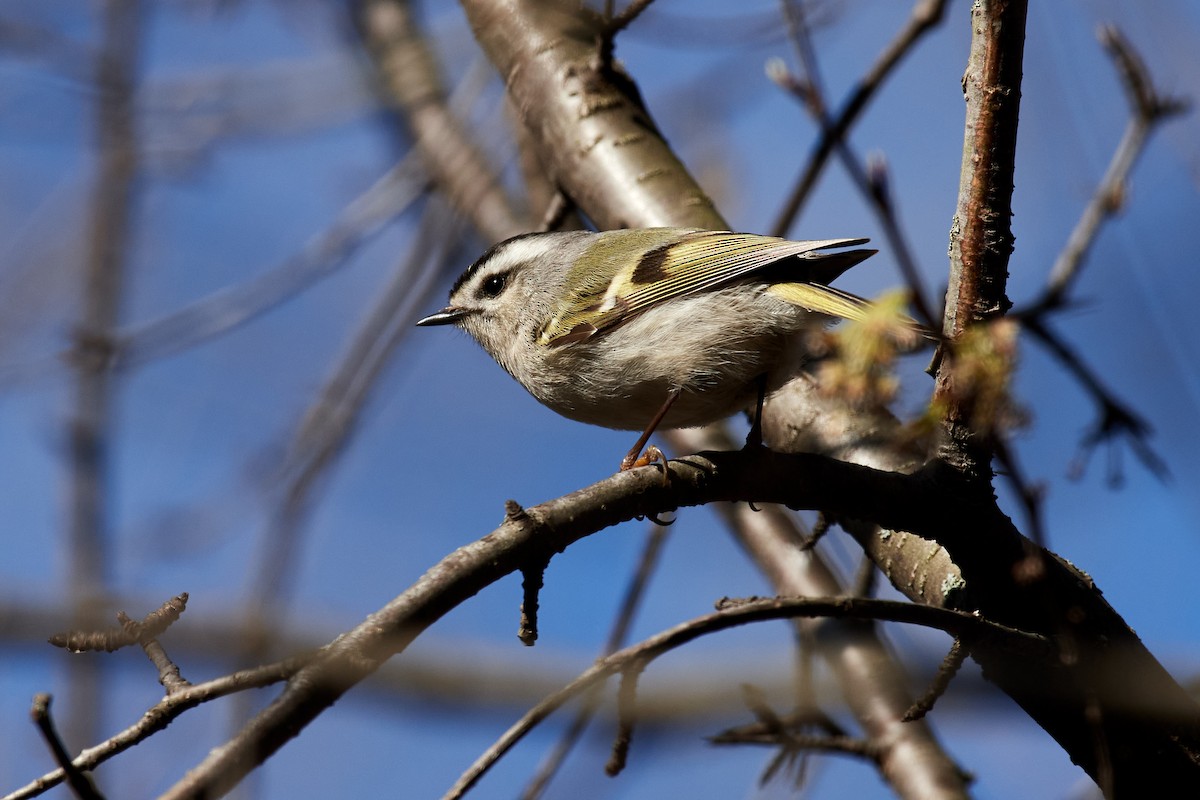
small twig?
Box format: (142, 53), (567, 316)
(48, 593), (189, 654)
(1022, 317), (1168, 485)
(30, 695), (104, 800)
(605, 0), (657, 36)
(47, 626), (135, 654)
(537, 190), (573, 232)
(711, 727), (879, 757)
(124, 592), (189, 641)
(710, 717), (878, 762)
(117, 609), (191, 695)
(8, 655), (310, 800)
(904, 638), (968, 722)
(139, 638), (190, 695)
(518, 557), (548, 647)
(1039, 26), (1188, 308)
(730, 683), (846, 789)
(604, 662), (644, 776)
(520, 522), (670, 799)
(799, 511), (831, 551)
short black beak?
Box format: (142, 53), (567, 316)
(416, 306), (472, 327)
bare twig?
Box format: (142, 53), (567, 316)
(1041, 26), (1189, 306)
(603, 662), (644, 776)
(48, 594), (189, 654)
(1012, 26), (1184, 483)
(904, 638), (968, 722)
(7, 657), (309, 800)
(518, 559), (548, 647)
(798, 509), (830, 551)
(117, 608), (192, 695)
(130, 634), (190, 696)
(720, 682), (852, 789)
(711, 726), (879, 766)
(30, 696), (104, 800)
(605, 0), (657, 36)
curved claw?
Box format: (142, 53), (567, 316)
(621, 445), (670, 487)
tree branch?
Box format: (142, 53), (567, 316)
(1041, 25), (1189, 306)
(7, 656), (307, 800)
(445, 596), (1043, 799)
(933, 0), (1025, 476)
(159, 444), (1200, 797)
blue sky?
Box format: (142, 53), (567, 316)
(2, 1), (1200, 798)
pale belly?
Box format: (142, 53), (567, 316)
(524, 288), (820, 431)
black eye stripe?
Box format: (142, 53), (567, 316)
(451, 232), (542, 296)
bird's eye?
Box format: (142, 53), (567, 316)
(480, 272), (508, 299)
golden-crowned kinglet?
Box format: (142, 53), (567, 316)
(417, 228), (876, 470)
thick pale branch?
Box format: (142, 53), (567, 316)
(462, 0), (723, 230)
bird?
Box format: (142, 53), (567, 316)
(417, 228), (879, 470)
